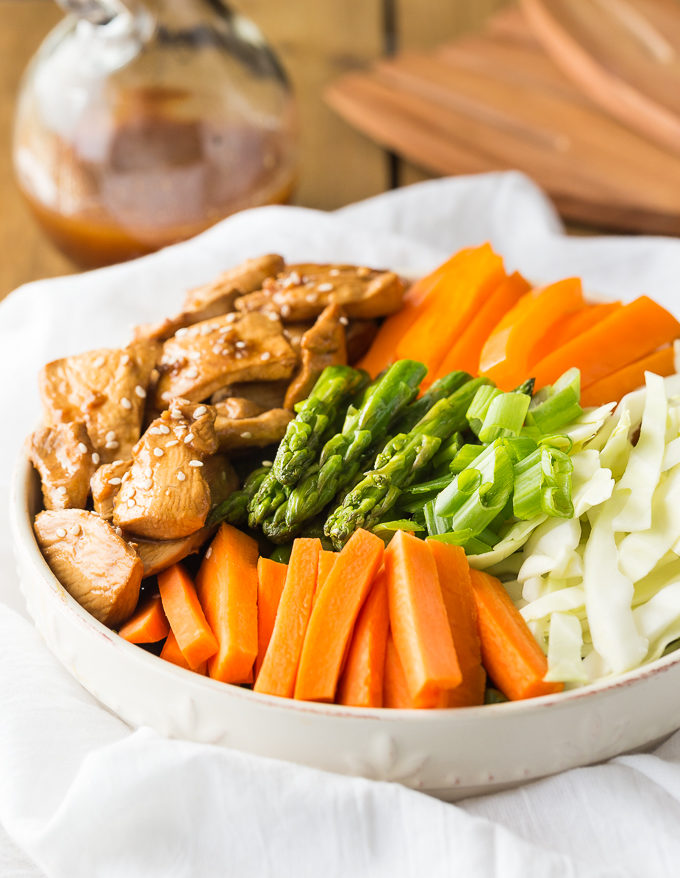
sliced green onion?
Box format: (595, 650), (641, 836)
(449, 443), (485, 474)
(537, 433), (573, 453)
(372, 519), (425, 539)
(478, 392), (531, 443)
(424, 499), (452, 535)
(503, 435), (538, 463)
(441, 444), (514, 537)
(467, 385), (503, 437)
(427, 531), (494, 554)
(513, 446), (574, 520)
(526, 367), (582, 434)
(404, 475), (452, 495)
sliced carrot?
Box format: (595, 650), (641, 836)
(196, 523), (259, 684)
(358, 249), (473, 376)
(118, 593), (169, 643)
(336, 568), (390, 707)
(294, 529), (384, 702)
(254, 538), (321, 698)
(384, 530), (461, 707)
(434, 271), (531, 378)
(316, 550), (337, 596)
(532, 296), (680, 390)
(383, 633), (448, 708)
(255, 557), (288, 676)
(160, 629), (207, 674)
(480, 277), (584, 389)
(469, 569), (563, 701)
(158, 563), (218, 669)
(581, 346), (676, 407)
(427, 540), (486, 707)
(529, 301), (621, 366)
(396, 244), (506, 383)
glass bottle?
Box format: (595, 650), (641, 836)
(13, 0), (297, 268)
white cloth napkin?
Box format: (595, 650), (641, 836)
(3, 172), (680, 878)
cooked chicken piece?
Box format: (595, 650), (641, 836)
(283, 322), (313, 355)
(91, 459), (133, 521)
(201, 454), (239, 507)
(210, 380), (289, 411)
(130, 526), (214, 578)
(132, 290), (241, 344)
(39, 339), (161, 464)
(112, 402), (217, 540)
(214, 405), (293, 451)
(235, 264), (405, 321)
(34, 509), (143, 627)
(154, 311), (297, 408)
(27, 422), (97, 510)
(212, 396), (266, 420)
(183, 254), (285, 311)
(346, 320), (378, 364)
(284, 304), (347, 409)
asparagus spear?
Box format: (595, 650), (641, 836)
(392, 369), (471, 434)
(262, 360), (427, 541)
(248, 365), (366, 526)
(207, 466), (269, 527)
(273, 365), (368, 485)
(324, 376), (492, 547)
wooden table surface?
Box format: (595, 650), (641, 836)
(0, 0), (510, 299)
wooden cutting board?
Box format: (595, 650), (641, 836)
(325, 6), (680, 234)
(522, 0), (680, 154)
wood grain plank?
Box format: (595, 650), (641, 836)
(0, 0), (74, 299)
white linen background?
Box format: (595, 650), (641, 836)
(2, 172), (680, 878)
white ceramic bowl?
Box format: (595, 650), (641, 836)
(12, 455), (680, 800)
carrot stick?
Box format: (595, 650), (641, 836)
(158, 563), (218, 669)
(336, 567), (389, 707)
(118, 593), (169, 643)
(160, 629), (207, 674)
(317, 550), (337, 592)
(479, 277), (584, 389)
(469, 569), (563, 700)
(427, 540), (486, 707)
(196, 523), (259, 684)
(384, 530), (461, 707)
(396, 244), (506, 384)
(580, 346), (675, 407)
(383, 633), (448, 708)
(531, 296), (680, 389)
(255, 557), (288, 676)
(529, 301), (621, 366)
(254, 538), (321, 698)
(294, 529), (384, 702)
(434, 271), (530, 378)
(358, 249), (473, 376)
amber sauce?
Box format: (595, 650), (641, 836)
(18, 87), (296, 268)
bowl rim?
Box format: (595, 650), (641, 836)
(13, 449), (680, 722)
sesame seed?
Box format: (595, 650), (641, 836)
(166, 439), (179, 447)
(235, 340), (246, 349)
(105, 431), (117, 442)
(108, 477), (122, 485)
(120, 397), (132, 410)
(176, 471), (186, 482)
(70, 524), (82, 536)
(154, 448), (164, 457)
(105, 441), (119, 450)
(260, 352), (271, 361)
(142, 479), (153, 490)
(267, 312), (279, 321)
(206, 546), (213, 559)
(329, 269), (340, 276)
(212, 345), (223, 355)
(317, 283), (333, 292)
(289, 272), (301, 285)
(185, 368), (199, 379)
(159, 424), (170, 435)
(262, 460), (273, 467)
(226, 313), (237, 322)
(161, 392), (171, 401)
(93, 356), (105, 368)
(77, 442), (88, 454)
(175, 327), (189, 337)
(240, 431), (253, 439)
(134, 385), (146, 399)
(92, 453), (100, 465)
(149, 427), (162, 435)
(339, 316), (349, 325)
(193, 406), (207, 418)
(200, 324), (213, 335)
(281, 305), (291, 318)
(189, 459), (204, 467)
(305, 293), (317, 302)
(56, 528), (67, 538)
(115, 526), (123, 536)
(112, 459), (124, 466)
(127, 498), (136, 508)
(121, 353), (131, 365)
(184, 433), (194, 444)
